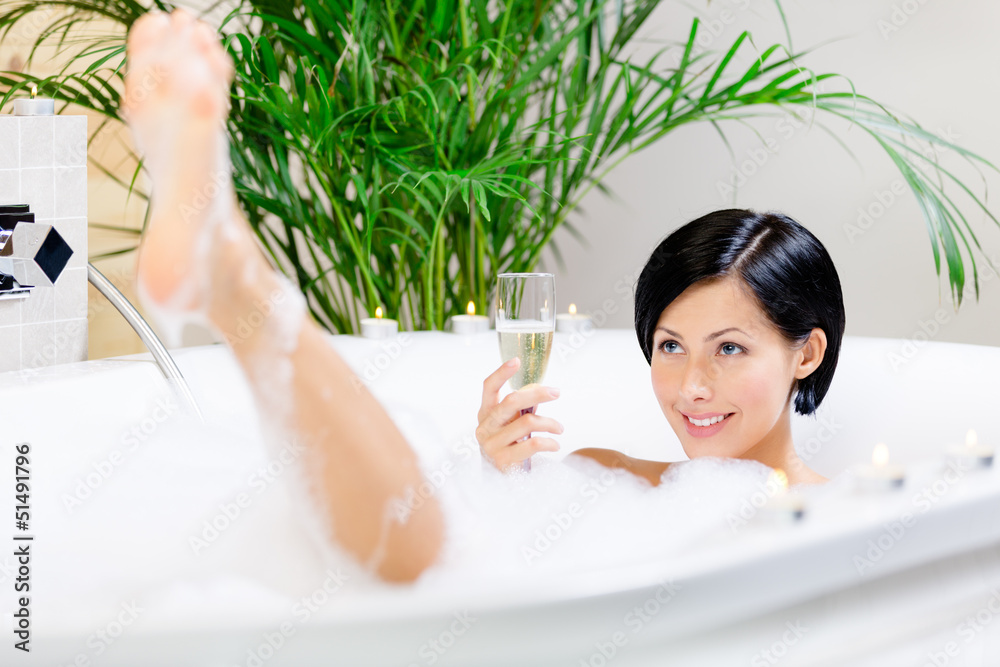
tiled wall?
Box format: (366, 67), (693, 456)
(0, 114), (88, 373)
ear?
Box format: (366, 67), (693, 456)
(794, 328), (827, 380)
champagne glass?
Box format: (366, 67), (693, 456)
(494, 273), (556, 472)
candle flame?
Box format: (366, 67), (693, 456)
(872, 442), (889, 467)
(375, 307), (383, 319)
(467, 301), (476, 316)
(569, 303), (577, 315)
(966, 429), (977, 448)
(769, 468), (789, 493)
(30, 84), (37, 99)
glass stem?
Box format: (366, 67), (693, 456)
(519, 405), (535, 472)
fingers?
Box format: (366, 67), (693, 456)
(480, 358), (520, 419)
(493, 411), (564, 447)
(480, 358), (560, 421)
(476, 359), (563, 473)
(477, 410), (563, 472)
(495, 383), (560, 423)
(486, 436), (561, 473)
(476, 382), (561, 447)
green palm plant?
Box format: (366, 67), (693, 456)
(1, 0), (996, 333)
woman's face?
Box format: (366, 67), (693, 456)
(650, 276), (818, 461)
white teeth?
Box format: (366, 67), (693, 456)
(688, 414), (728, 427)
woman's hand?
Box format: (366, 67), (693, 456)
(476, 357), (564, 472)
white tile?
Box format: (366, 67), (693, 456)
(20, 320), (55, 369)
(0, 298), (20, 326)
(0, 324), (20, 372)
(54, 166), (87, 218)
(19, 116), (54, 169)
(55, 317), (88, 364)
(0, 116), (18, 170)
(53, 115), (87, 167)
(20, 168), (54, 220)
(20, 283), (54, 324)
(0, 169), (19, 203)
(54, 267), (87, 320)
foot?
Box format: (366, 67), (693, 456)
(123, 8), (275, 341)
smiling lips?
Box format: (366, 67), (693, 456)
(681, 411), (731, 425)
(680, 411), (734, 437)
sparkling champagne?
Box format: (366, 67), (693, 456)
(498, 327), (554, 390)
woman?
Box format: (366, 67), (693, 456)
(124, 11), (841, 586)
(476, 209), (845, 488)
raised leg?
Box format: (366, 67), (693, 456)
(124, 8), (443, 582)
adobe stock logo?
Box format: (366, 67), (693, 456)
(877, 0), (934, 40)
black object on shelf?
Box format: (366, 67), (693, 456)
(0, 203), (34, 232)
(0, 212), (35, 230)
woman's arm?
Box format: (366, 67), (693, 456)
(567, 448), (672, 487)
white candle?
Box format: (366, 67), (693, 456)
(450, 301), (489, 334)
(758, 469), (806, 525)
(359, 307), (398, 339)
(944, 429), (994, 470)
(855, 442), (906, 492)
(13, 85), (54, 116)
(556, 303), (593, 333)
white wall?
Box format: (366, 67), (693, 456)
(538, 0), (1000, 349)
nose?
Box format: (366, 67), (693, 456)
(678, 357), (714, 403)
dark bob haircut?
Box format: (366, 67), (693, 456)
(634, 209), (845, 416)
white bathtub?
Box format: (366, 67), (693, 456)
(2, 329), (999, 666)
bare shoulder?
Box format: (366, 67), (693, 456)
(567, 447), (672, 487)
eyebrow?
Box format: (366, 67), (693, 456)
(655, 326), (752, 342)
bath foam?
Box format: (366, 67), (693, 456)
(254, 395), (792, 590)
(33, 409), (380, 634)
(415, 454), (779, 587)
(312, 402), (785, 590)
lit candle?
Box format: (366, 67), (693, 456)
(944, 429), (994, 470)
(13, 85), (55, 116)
(855, 442), (906, 492)
(555, 303), (593, 333)
(450, 300), (490, 335)
(758, 468), (806, 525)
(359, 306), (398, 339)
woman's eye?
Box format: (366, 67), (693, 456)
(720, 343), (744, 355)
(659, 340), (681, 354)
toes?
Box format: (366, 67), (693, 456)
(192, 22), (216, 52)
(192, 22), (234, 84)
(127, 11), (170, 59)
(170, 7), (196, 30)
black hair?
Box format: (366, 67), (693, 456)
(633, 209), (845, 416)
